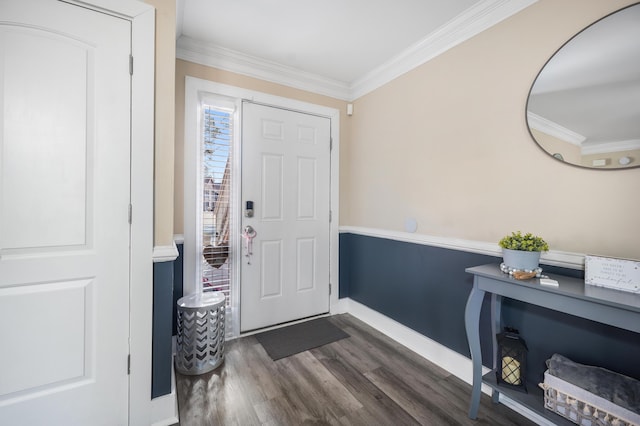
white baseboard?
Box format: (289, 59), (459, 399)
(344, 298), (486, 386)
(150, 362), (179, 426)
(342, 298), (555, 426)
(150, 396), (178, 426)
(332, 297), (350, 315)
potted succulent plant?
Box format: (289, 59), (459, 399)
(499, 231), (549, 271)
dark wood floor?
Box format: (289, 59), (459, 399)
(175, 314), (536, 426)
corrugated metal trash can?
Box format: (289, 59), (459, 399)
(175, 292), (225, 375)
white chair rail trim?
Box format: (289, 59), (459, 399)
(152, 241), (179, 263)
(339, 226), (585, 270)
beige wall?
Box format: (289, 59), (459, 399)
(146, 0), (176, 248)
(346, 0), (640, 259)
(172, 0), (639, 260)
(174, 60), (351, 236)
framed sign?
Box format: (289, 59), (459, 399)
(585, 255), (640, 293)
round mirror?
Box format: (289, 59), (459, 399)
(526, 3), (640, 169)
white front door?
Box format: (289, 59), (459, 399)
(240, 102), (331, 331)
(0, 1), (131, 424)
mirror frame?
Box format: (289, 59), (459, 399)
(525, 2), (640, 170)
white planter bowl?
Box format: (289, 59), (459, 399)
(502, 248), (541, 271)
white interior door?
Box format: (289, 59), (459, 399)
(0, 1), (131, 424)
(241, 102), (331, 332)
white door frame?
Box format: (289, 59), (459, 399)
(63, 1), (167, 425)
(184, 76), (340, 337)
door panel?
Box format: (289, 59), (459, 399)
(296, 238), (315, 290)
(1, 22), (91, 250)
(261, 240), (283, 297)
(297, 157), (317, 219)
(261, 154), (284, 220)
(0, 279), (91, 396)
(241, 102), (330, 331)
(0, 1), (131, 424)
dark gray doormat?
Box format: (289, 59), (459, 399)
(255, 317), (349, 361)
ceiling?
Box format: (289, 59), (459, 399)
(176, 0), (537, 100)
(175, 0), (639, 157)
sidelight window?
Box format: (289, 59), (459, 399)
(200, 104), (233, 309)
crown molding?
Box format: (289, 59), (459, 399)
(527, 112), (586, 146)
(350, 0), (539, 99)
(581, 138), (640, 155)
(176, 36), (352, 101)
(527, 113), (640, 155)
(176, 0), (538, 101)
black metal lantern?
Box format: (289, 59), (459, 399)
(496, 329), (528, 393)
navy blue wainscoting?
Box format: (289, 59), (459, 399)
(152, 260), (175, 398)
(339, 232), (640, 386)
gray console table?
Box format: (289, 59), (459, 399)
(464, 264), (640, 423)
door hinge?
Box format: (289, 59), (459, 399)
(330, 137), (333, 151)
(329, 283), (332, 295)
(127, 354), (131, 375)
(128, 204), (132, 224)
(129, 55), (134, 75)
(329, 210), (332, 223)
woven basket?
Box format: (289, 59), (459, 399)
(541, 371), (640, 426)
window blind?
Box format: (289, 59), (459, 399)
(201, 105), (233, 310)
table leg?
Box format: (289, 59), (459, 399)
(491, 294), (502, 404)
(465, 284), (485, 419)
